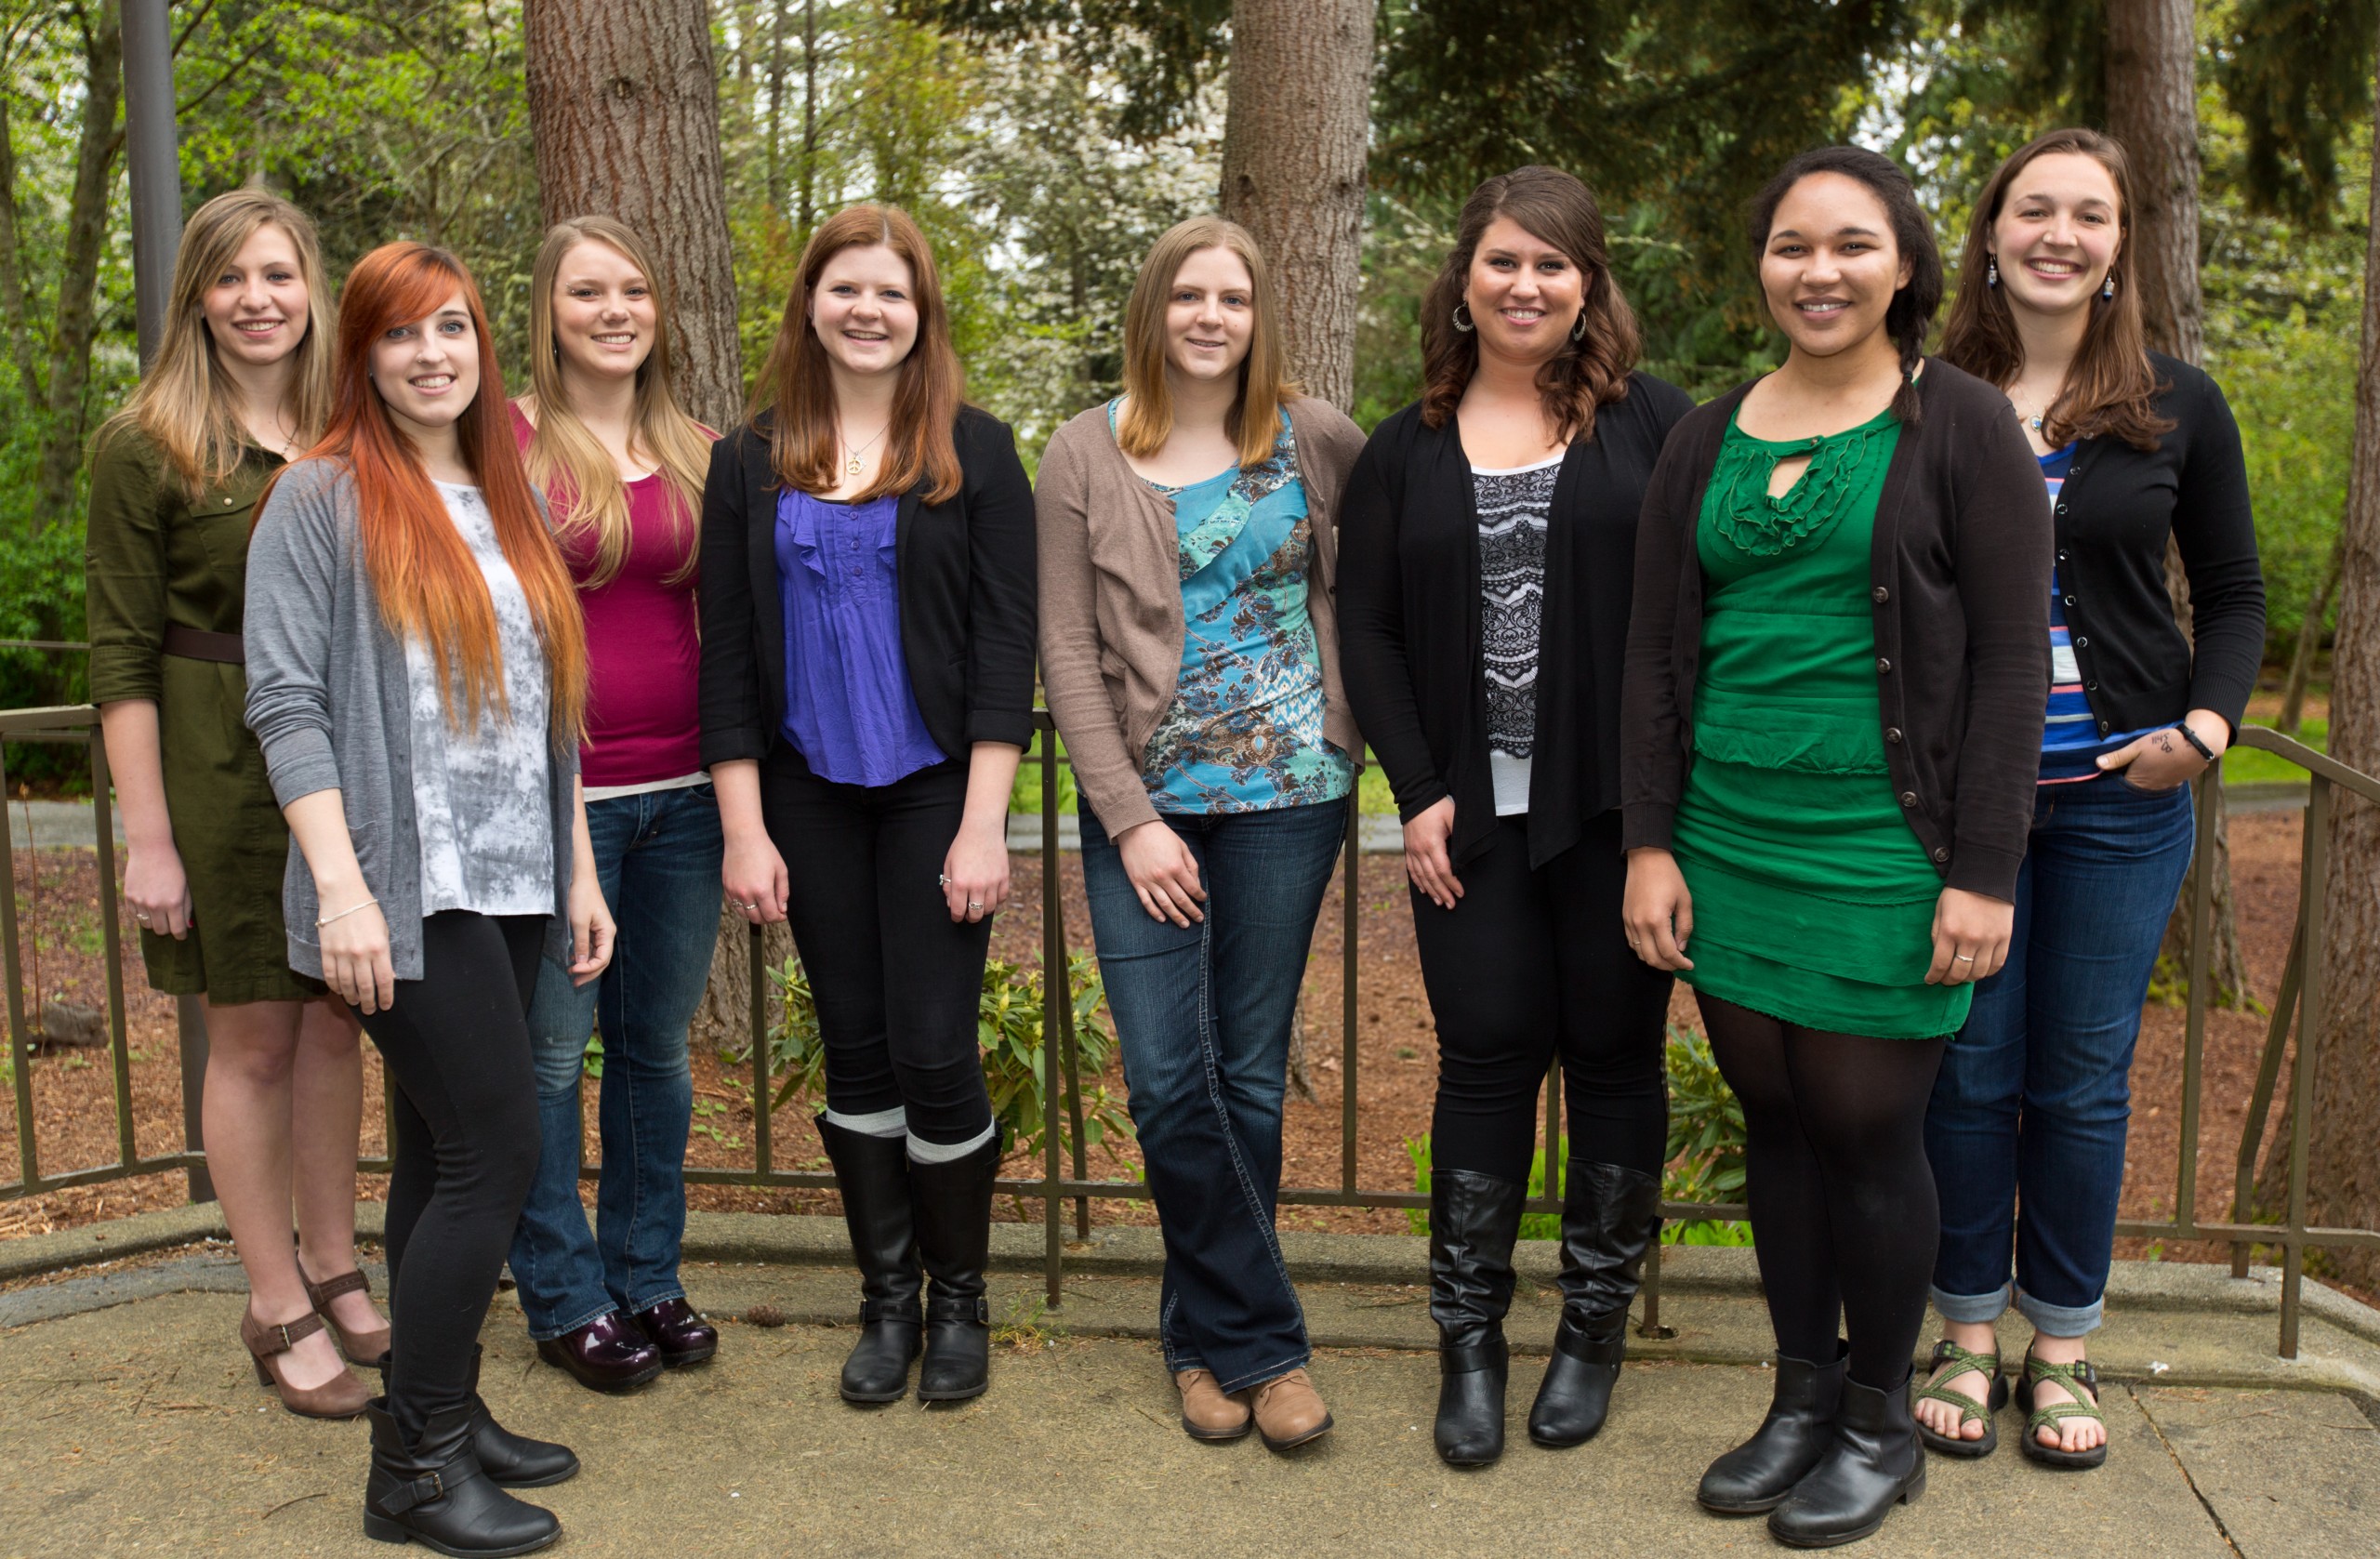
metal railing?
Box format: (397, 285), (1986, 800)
(4, 707), (2376, 1358)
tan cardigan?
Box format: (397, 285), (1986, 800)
(1035, 394), (1368, 837)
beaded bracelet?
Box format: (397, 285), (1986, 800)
(316, 896), (380, 928)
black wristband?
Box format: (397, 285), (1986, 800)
(2175, 722), (2217, 763)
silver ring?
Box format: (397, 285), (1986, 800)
(1954, 954), (1976, 963)
(938, 874), (950, 889)
(134, 911), (152, 923)
(968, 901), (983, 912)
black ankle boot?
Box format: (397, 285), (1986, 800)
(1429, 1169), (1527, 1468)
(1697, 1343), (1847, 1513)
(1527, 1161), (1660, 1449)
(376, 1349), (578, 1489)
(1767, 1369), (1924, 1548)
(364, 1397), (561, 1556)
(817, 1116), (925, 1404)
(909, 1135), (998, 1402)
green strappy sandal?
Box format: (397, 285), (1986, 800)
(1913, 1339), (2008, 1458)
(2015, 1350), (2108, 1470)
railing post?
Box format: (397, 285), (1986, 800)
(2280, 773), (2332, 1360)
(1341, 798), (1358, 1196)
(2174, 764), (2220, 1230)
(175, 996), (214, 1203)
(749, 922), (771, 1178)
(0, 740), (36, 1193)
(1039, 719), (1064, 1308)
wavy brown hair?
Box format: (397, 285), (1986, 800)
(1117, 217), (1292, 469)
(1938, 128), (2173, 451)
(1421, 165), (1640, 443)
(749, 205), (963, 503)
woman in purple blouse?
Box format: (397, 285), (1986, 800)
(697, 205), (1038, 1407)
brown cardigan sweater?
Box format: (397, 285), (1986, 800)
(1620, 360), (2052, 902)
(1036, 394), (1368, 838)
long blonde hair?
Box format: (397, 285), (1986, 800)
(522, 217), (714, 588)
(1117, 217), (1293, 469)
(100, 189), (335, 493)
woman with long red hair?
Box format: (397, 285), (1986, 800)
(701, 205), (1036, 1407)
(245, 242), (612, 1557)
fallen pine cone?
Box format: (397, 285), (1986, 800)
(745, 1303), (787, 1328)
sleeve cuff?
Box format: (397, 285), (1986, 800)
(965, 708), (1035, 749)
(261, 730), (342, 810)
(1945, 841), (2025, 903)
(86, 647), (162, 707)
(1621, 803), (1677, 853)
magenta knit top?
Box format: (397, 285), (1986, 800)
(511, 403), (706, 788)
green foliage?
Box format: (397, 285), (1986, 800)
(1405, 1024), (1752, 1247)
(764, 951), (1131, 1164)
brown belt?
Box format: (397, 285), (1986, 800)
(162, 625), (244, 664)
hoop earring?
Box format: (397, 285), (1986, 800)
(1452, 300), (1475, 334)
(2101, 272), (2116, 300)
(1570, 313), (1588, 344)
(1986, 257), (1999, 288)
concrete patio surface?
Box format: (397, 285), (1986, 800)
(4, 1212), (2378, 1558)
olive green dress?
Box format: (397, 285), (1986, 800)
(1670, 408), (1970, 1039)
(84, 426), (320, 1004)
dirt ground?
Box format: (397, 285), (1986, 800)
(0, 719), (2360, 1301)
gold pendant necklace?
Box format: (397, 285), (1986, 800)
(840, 421), (890, 480)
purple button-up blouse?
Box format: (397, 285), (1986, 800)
(774, 487), (948, 786)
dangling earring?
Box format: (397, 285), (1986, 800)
(2101, 271), (2116, 300)
(1452, 300), (1475, 333)
(1986, 257), (1999, 288)
(1570, 313), (1588, 344)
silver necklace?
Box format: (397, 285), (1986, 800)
(840, 422), (890, 477)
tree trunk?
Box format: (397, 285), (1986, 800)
(33, 0), (123, 532)
(0, 94), (42, 403)
(2106, 0), (2250, 1002)
(690, 905), (798, 1057)
(524, 0), (743, 428)
(2279, 531), (2343, 736)
(2298, 67), (2380, 1293)
(1218, 0), (1371, 412)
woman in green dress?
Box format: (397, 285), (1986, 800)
(1620, 147), (2050, 1548)
(86, 191), (384, 1418)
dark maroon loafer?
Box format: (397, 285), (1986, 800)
(535, 1309), (664, 1392)
(634, 1297), (719, 1367)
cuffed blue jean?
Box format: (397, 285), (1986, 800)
(508, 781), (724, 1340)
(1080, 797), (1348, 1393)
(1925, 771), (2196, 1338)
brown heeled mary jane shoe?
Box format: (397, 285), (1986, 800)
(298, 1261), (390, 1367)
(242, 1307), (371, 1420)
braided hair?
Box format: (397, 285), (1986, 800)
(1747, 146), (1944, 424)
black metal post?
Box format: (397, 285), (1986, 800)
(123, 0), (182, 365)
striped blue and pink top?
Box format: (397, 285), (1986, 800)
(2040, 444), (2161, 784)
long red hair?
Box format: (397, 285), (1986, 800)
(292, 242), (587, 741)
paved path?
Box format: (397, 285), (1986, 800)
(4, 1249), (2375, 1558)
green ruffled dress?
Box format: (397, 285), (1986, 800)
(1670, 407), (1971, 1040)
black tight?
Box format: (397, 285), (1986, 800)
(1697, 993), (1946, 1388)
(1413, 813), (1673, 1182)
(363, 911), (545, 1436)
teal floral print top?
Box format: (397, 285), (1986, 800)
(1111, 400), (1355, 814)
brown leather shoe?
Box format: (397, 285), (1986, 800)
(1249, 1367), (1333, 1452)
(298, 1260), (390, 1367)
(241, 1307), (370, 1420)
(1175, 1368), (1254, 1442)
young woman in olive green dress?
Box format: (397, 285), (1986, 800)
(1620, 147), (2049, 1547)
(86, 191), (383, 1418)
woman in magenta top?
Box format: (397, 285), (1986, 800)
(505, 217), (725, 1393)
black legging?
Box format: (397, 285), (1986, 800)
(760, 744), (995, 1147)
(363, 910), (544, 1436)
(1698, 993), (1946, 1388)
(1412, 812), (1673, 1182)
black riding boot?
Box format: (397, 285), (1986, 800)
(376, 1348), (577, 1488)
(1527, 1160), (1660, 1448)
(1767, 1369), (1925, 1548)
(1697, 1342), (1848, 1513)
(909, 1135), (999, 1402)
(1429, 1169), (1527, 1468)
(818, 1116), (925, 1403)
(364, 1398), (561, 1556)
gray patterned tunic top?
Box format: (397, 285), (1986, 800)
(408, 482), (554, 916)
(1474, 455), (1561, 815)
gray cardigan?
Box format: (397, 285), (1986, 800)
(243, 457), (578, 981)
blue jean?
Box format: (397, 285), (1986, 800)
(1080, 798), (1349, 1393)
(1924, 772), (2196, 1338)
(508, 782), (724, 1339)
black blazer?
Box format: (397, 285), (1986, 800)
(1621, 361), (2052, 903)
(1336, 372), (1696, 870)
(2055, 352), (2265, 738)
(698, 405), (1038, 769)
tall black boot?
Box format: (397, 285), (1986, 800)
(364, 1397), (561, 1556)
(1697, 1342), (1847, 1514)
(1527, 1160), (1660, 1449)
(380, 1349), (578, 1488)
(1767, 1370), (1925, 1549)
(1429, 1169), (1527, 1468)
(817, 1116), (925, 1404)
(909, 1134), (999, 1402)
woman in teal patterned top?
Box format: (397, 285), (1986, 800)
(1035, 217), (1367, 1452)
(1118, 399), (1356, 812)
